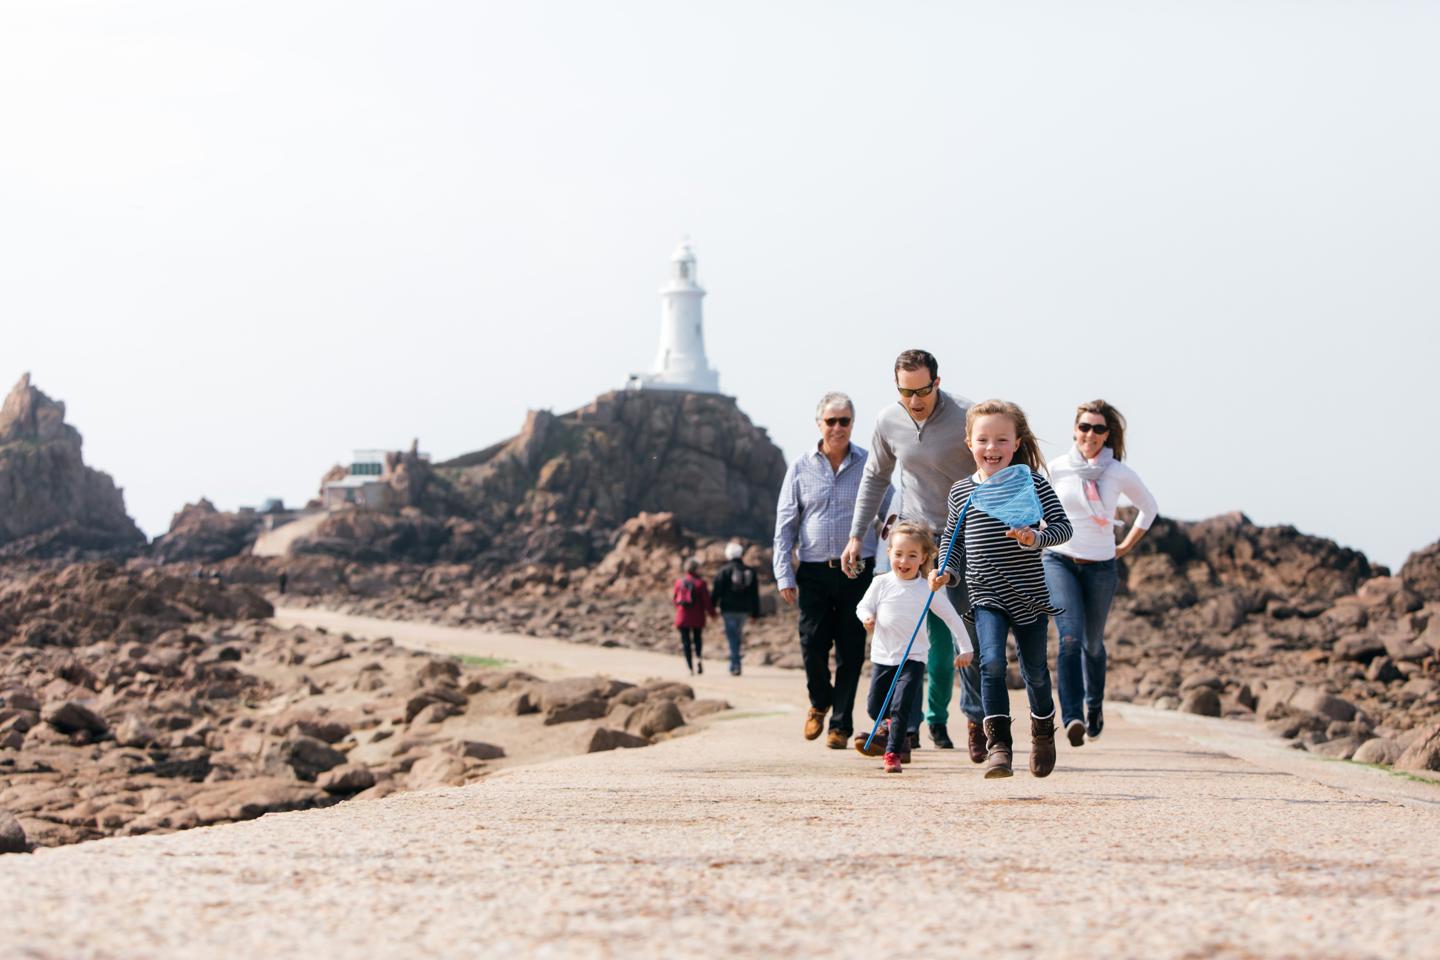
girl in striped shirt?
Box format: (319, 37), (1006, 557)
(929, 400), (1072, 779)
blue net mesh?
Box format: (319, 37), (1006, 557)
(968, 463), (1043, 529)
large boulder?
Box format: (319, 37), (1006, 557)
(1395, 722), (1440, 773)
(151, 499), (263, 563)
(1400, 541), (1440, 602)
(0, 812), (28, 854)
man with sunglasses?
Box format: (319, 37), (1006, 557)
(774, 391), (892, 749)
(841, 349), (984, 760)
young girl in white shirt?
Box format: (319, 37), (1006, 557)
(855, 522), (973, 773)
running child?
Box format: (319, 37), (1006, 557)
(930, 400), (1073, 779)
(855, 522), (973, 773)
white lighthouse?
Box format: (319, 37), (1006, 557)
(627, 239), (720, 394)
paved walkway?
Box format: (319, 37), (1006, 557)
(2, 610), (1438, 959)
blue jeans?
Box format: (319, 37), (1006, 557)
(721, 612), (747, 673)
(1043, 553), (1118, 727)
(974, 606), (1054, 719)
(867, 660), (925, 755)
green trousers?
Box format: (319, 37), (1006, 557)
(925, 603), (983, 725)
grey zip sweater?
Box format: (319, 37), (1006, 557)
(849, 390), (977, 538)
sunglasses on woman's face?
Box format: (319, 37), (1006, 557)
(897, 382), (936, 399)
(1076, 422), (1110, 434)
(823, 417), (852, 427)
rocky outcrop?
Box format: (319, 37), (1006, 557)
(1090, 510), (1438, 759)
(0, 374), (145, 558)
(151, 499), (264, 563)
(1401, 540), (1440, 603)
(442, 389), (786, 545)
(266, 390), (786, 569)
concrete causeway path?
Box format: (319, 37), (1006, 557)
(2, 610), (1439, 959)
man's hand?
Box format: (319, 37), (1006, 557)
(927, 569), (951, 592)
(840, 537), (864, 579)
(1006, 527), (1038, 548)
(780, 587), (797, 605)
(954, 651), (974, 669)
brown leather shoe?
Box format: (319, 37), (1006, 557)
(804, 707), (826, 740)
(825, 728), (847, 750)
(1030, 712), (1056, 778)
(967, 720), (987, 764)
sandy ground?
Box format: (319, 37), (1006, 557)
(2, 608), (1438, 960)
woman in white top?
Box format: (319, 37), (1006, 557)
(1043, 400), (1159, 747)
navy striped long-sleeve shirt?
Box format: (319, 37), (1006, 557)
(937, 470), (1072, 624)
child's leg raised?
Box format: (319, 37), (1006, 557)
(856, 663), (895, 757)
(888, 661), (925, 758)
(1014, 615), (1057, 777)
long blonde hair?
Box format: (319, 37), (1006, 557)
(965, 399), (1047, 476)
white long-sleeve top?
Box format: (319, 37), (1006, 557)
(855, 572), (972, 666)
(1045, 454), (1159, 562)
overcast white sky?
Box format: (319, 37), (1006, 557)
(3, 1), (1436, 570)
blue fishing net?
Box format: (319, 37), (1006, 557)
(966, 463), (1043, 530)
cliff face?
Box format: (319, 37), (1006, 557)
(0, 374), (145, 558)
(442, 390), (787, 542)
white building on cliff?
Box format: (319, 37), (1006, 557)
(626, 239), (720, 394)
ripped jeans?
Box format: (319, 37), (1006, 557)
(1042, 552), (1119, 728)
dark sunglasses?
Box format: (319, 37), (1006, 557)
(1076, 422), (1110, 434)
(822, 416), (852, 427)
(897, 382), (936, 399)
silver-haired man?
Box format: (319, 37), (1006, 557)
(773, 392), (891, 748)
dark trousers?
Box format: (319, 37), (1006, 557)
(796, 561), (872, 734)
(678, 627), (703, 669)
(867, 660), (925, 754)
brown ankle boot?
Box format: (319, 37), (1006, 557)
(982, 716), (1013, 779)
(966, 720), (987, 764)
(1030, 712), (1056, 778)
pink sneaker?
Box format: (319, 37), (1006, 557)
(883, 752), (903, 773)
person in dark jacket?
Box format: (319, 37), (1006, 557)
(673, 557), (717, 674)
(713, 542), (762, 675)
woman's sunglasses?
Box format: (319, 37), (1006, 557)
(823, 417), (851, 427)
(1076, 422), (1110, 434)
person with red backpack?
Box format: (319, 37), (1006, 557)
(673, 556), (717, 674)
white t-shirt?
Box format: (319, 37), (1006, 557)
(855, 572), (972, 666)
(1045, 454), (1159, 562)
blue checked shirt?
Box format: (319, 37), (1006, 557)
(772, 442), (893, 592)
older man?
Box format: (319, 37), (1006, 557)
(840, 348), (985, 761)
(774, 392), (891, 748)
